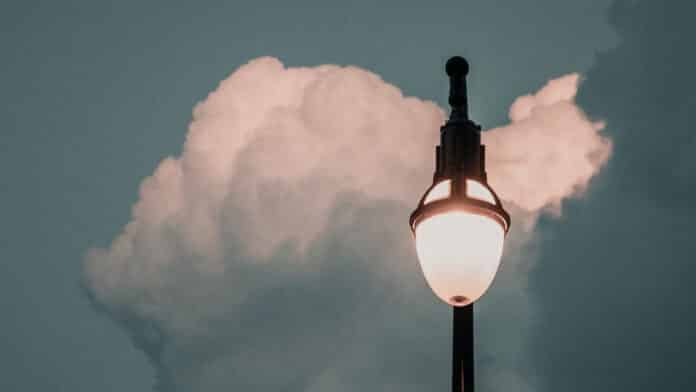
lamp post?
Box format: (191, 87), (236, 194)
(409, 56), (511, 392)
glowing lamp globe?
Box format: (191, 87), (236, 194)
(410, 178), (510, 306)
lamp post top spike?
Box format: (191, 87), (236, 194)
(446, 56), (470, 120)
(446, 56), (469, 77)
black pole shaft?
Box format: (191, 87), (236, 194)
(452, 304), (474, 392)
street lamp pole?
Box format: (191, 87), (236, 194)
(453, 305), (474, 392)
(409, 56), (510, 392)
(445, 56), (477, 392)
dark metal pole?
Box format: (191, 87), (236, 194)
(444, 56), (477, 392)
(435, 56), (479, 392)
(452, 304), (474, 392)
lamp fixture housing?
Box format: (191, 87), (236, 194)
(409, 56), (511, 306)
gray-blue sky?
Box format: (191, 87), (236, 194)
(531, 2), (696, 390)
(5, 1), (693, 391)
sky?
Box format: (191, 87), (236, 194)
(1, 1), (695, 391)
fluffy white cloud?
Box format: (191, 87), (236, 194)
(485, 73), (611, 215)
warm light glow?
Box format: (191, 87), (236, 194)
(414, 211), (505, 306)
(466, 179), (496, 204)
(424, 179), (451, 204)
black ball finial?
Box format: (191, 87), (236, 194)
(446, 56), (469, 78)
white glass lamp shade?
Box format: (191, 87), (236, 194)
(414, 210), (505, 306)
(424, 179), (451, 204)
(465, 179), (496, 204)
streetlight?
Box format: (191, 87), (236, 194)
(409, 56), (511, 392)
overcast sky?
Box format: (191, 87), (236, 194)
(2, 1), (695, 391)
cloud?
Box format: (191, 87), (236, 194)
(485, 73), (611, 216)
(84, 57), (610, 392)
